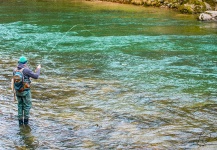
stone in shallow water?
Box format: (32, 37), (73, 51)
(199, 11), (217, 21)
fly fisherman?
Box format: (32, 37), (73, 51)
(12, 56), (41, 125)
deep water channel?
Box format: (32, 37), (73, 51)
(0, 0), (217, 149)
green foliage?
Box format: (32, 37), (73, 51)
(204, 0), (216, 6)
(178, 5), (194, 13)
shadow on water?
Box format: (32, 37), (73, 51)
(15, 125), (39, 149)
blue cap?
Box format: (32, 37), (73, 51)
(19, 56), (28, 64)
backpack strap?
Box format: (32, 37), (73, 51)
(15, 68), (24, 72)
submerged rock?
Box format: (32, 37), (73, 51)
(199, 11), (217, 21)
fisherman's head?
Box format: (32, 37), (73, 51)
(18, 56), (28, 64)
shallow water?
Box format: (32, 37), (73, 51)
(0, 0), (217, 149)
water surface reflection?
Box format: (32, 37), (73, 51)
(15, 125), (39, 149)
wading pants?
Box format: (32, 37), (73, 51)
(16, 90), (32, 120)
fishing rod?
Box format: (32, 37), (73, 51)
(40, 24), (80, 65)
(44, 23), (100, 57)
(38, 23), (101, 80)
(37, 24), (96, 97)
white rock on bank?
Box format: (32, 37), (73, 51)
(199, 11), (217, 21)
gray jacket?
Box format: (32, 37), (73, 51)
(13, 63), (41, 95)
(14, 63), (41, 82)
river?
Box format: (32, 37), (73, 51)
(0, 0), (217, 149)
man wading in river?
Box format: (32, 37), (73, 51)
(12, 56), (41, 125)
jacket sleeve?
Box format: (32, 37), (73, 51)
(24, 68), (41, 79)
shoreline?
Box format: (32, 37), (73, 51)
(85, 0), (217, 14)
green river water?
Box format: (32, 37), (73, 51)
(0, 0), (217, 149)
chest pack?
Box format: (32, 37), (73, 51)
(13, 68), (30, 92)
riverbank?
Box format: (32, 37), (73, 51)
(86, 0), (217, 14)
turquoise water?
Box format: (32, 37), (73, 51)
(0, 0), (216, 149)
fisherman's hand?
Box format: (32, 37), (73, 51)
(37, 64), (41, 69)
